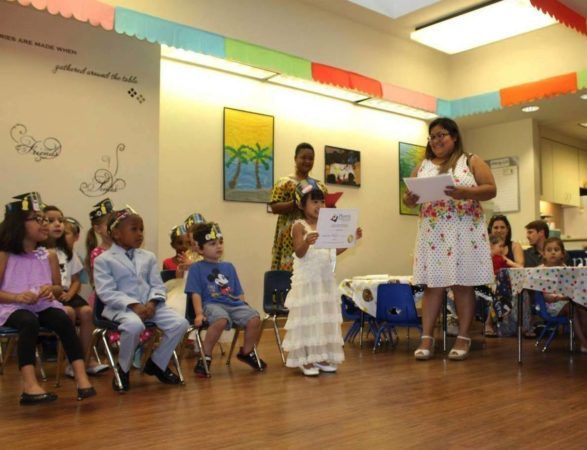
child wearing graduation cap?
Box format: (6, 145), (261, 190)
(185, 222), (266, 377)
(162, 224), (191, 279)
(94, 206), (188, 391)
(85, 198), (114, 286)
(0, 192), (96, 404)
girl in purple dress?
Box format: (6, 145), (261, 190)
(0, 192), (96, 405)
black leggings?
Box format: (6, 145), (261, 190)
(4, 308), (84, 369)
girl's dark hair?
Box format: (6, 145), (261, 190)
(295, 142), (314, 157)
(543, 237), (566, 254)
(425, 117), (465, 174)
(85, 215), (107, 272)
(43, 205), (72, 261)
(0, 210), (30, 254)
(300, 189), (325, 209)
(487, 215), (513, 248)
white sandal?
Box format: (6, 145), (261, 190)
(448, 336), (472, 361)
(414, 335), (435, 360)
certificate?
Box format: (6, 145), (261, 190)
(403, 174), (455, 203)
(314, 208), (358, 249)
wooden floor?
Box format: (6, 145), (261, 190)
(2, 325), (587, 449)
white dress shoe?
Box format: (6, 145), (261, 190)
(299, 365), (319, 376)
(314, 362), (337, 373)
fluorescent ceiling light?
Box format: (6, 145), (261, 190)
(161, 45), (277, 80)
(579, 123), (587, 128)
(410, 0), (557, 54)
(521, 105), (540, 112)
(580, 94), (587, 100)
(357, 98), (438, 119)
(347, 0), (440, 19)
(268, 74), (369, 102)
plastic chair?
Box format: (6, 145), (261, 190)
(0, 326), (65, 386)
(533, 291), (569, 352)
(260, 270), (291, 365)
(340, 295), (378, 344)
(373, 283), (422, 352)
(178, 295), (263, 377)
(160, 269), (176, 283)
(90, 296), (184, 390)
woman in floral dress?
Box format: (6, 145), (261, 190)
(403, 118), (496, 361)
(269, 143), (326, 271)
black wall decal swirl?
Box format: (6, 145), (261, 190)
(10, 124), (62, 161)
(79, 143), (127, 197)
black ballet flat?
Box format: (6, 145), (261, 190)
(20, 392), (58, 405)
(77, 386), (97, 401)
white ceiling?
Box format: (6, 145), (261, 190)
(346, 0), (440, 19)
(299, 0), (587, 143)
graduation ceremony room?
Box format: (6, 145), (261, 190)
(2, 0), (587, 448)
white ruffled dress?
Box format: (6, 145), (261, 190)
(282, 220), (345, 367)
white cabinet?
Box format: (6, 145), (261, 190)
(579, 150), (587, 189)
(540, 138), (580, 207)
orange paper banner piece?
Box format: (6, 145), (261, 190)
(500, 73), (577, 106)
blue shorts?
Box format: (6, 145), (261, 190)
(203, 302), (259, 330)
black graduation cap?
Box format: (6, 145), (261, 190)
(4, 192), (44, 214)
(89, 198), (114, 221)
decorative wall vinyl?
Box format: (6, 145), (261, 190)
(79, 143), (127, 197)
(10, 123), (62, 161)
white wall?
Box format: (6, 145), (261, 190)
(463, 119), (540, 245)
(0, 3), (160, 251)
(159, 58), (429, 309)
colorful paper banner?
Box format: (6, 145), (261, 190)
(114, 7), (225, 58)
(500, 72), (577, 106)
(225, 39), (311, 80)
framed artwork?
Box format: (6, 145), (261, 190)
(399, 142), (426, 216)
(324, 145), (361, 187)
(223, 107), (274, 203)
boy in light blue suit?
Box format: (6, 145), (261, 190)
(94, 207), (189, 391)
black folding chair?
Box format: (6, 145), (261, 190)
(260, 270), (291, 365)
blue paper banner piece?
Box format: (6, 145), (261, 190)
(114, 7), (225, 58)
(449, 92), (501, 117)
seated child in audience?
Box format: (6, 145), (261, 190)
(94, 207), (189, 391)
(43, 205), (108, 375)
(282, 180), (361, 376)
(85, 198), (114, 288)
(184, 212), (205, 264)
(185, 222), (266, 377)
(539, 237), (587, 351)
(0, 192), (95, 404)
(485, 235), (522, 336)
(162, 225), (191, 278)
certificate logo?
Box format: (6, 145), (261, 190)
(347, 234), (354, 243)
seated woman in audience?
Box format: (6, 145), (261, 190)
(540, 237), (587, 351)
(0, 192), (95, 404)
(488, 214), (524, 266)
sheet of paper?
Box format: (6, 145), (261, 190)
(403, 174), (455, 203)
(314, 208), (358, 249)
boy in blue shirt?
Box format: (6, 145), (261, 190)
(185, 222), (266, 377)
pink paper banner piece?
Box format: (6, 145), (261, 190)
(381, 83), (436, 112)
(7, 0), (114, 30)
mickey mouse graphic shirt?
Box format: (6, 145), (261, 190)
(185, 260), (245, 306)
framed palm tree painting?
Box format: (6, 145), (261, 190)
(223, 107), (274, 203)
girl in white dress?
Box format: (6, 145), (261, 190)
(282, 180), (362, 376)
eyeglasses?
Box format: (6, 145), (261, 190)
(428, 132), (450, 142)
(26, 215), (50, 225)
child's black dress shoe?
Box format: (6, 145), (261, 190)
(77, 386), (97, 401)
(144, 358), (181, 384)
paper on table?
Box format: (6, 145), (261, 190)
(403, 174), (455, 203)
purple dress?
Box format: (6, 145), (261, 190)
(0, 248), (65, 326)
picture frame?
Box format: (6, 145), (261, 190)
(399, 141), (426, 216)
(324, 145), (361, 187)
(223, 107), (274, 203)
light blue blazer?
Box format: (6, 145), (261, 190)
(94, 244), (166, 317)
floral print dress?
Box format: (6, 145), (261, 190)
(413, 155), (493, 288)
(270, 175), (326, 271)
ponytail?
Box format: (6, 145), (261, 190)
(85, 227), (98, 285)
